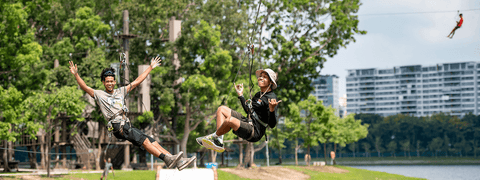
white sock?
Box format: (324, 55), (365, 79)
(218, 135), (224, 143)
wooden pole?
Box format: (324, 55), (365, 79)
(122, 9), (131, 170)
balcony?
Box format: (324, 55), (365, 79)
(400, 106), (417, 111)
(359, 108), (376, 112)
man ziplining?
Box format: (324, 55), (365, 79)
(196, 69), (281, 152)
(447, 13), (463, 39)
(69, 57), (196, 171)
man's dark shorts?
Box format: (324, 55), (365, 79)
(112, 122), (148, 149)
(455, 26), (461, 30)
(230, 109), (264, 142)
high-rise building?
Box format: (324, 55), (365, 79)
(339, 94), (347, 118)
(346, 62), (479, 117)
(312, 75), (340, 114)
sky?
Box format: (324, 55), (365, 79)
(320, 0), (480, 98)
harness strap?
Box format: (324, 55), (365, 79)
(246, 100), (269, 128)
(106, 110), (131, 138)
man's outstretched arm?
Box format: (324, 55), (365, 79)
(125, 56), (161, 94)
(69, 61), (94, 97)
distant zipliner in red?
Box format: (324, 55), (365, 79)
(447, 13), (463, 39)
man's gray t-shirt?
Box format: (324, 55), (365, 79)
(93, 86), (127, 120)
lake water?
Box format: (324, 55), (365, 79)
(349, 165), (480, 180)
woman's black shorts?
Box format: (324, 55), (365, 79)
(230, 109), (264, 142)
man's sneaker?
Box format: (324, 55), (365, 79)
(196, 137), (204, 146)
(176, 156), (197, 171)
(202, 136), (225, 153)
(164, 151), (183, 169)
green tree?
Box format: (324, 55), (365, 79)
(0, 1), (44, 172)
(400, 140), (410, 158)
(258, 0), (366, 114)
(429, 137), (443, 158)
(0, 2), (43, 89)
(23, 86), (86, 176)
(387, 141), (397, 158)
(361, 142), (371, 158)
(374, 136), (385, 157)
(332, 114), (368, 160)
(124, 0), (251, 157)
(348, 142), (356, 158)
(453, 139), (469, 157)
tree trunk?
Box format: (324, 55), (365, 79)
(209, 150), (217, 163)
(8, 141), (13, 165)
(250, 144), (255, 167)
(323, 143), (327, 165)
(28, 146), (37, 169)
(277, 144), (282, 165)
(47, 131), (51, 177)
(294, 140), (299, 166)
(333, 144), (337, 165)
(416, 141), (420, 157)
(180, 101), (193, 158)
(237, 143), (243, 168)
(96, 123), (104, 170)
(306, 145), (311, 166)
(352, 143), (355, 158)
(276, 130), (282, 165)
(244, 142), (253, 168)
(3, 140), (11, 172)
(139, 149), (147, 165)
(40, 135), (45, 169)
(474, 141), (477, 158)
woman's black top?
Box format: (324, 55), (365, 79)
(238, 90), (278, 129)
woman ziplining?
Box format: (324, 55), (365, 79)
(196, 68), (281, 152)
(447, 13), (463, 39)
(68, 57), (196, 171)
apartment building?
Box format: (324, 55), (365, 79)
(312, 75), (340, 114)
(346, 62), (478, 117)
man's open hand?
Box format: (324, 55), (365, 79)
(150, 56), (162, 69)
(69, 61), (78, 75)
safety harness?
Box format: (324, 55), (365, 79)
(106, 53), (133, 139)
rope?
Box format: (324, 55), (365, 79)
(220, 2), (263, 106)
(358, 8), (480, 16)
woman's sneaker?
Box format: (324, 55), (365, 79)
(196, 137), (204, 146)
(201, 135), (225, 153)
(164, 151), (183, 169)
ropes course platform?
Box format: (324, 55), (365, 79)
(155, 166), (218, 180)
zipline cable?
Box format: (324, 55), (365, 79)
(358, 8), (480, 16)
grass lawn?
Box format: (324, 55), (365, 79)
(55, 169), (249, 180)
(287, 165), (426, 180)
(46, 170), (154, 180)
(0, 166), (429, 180)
